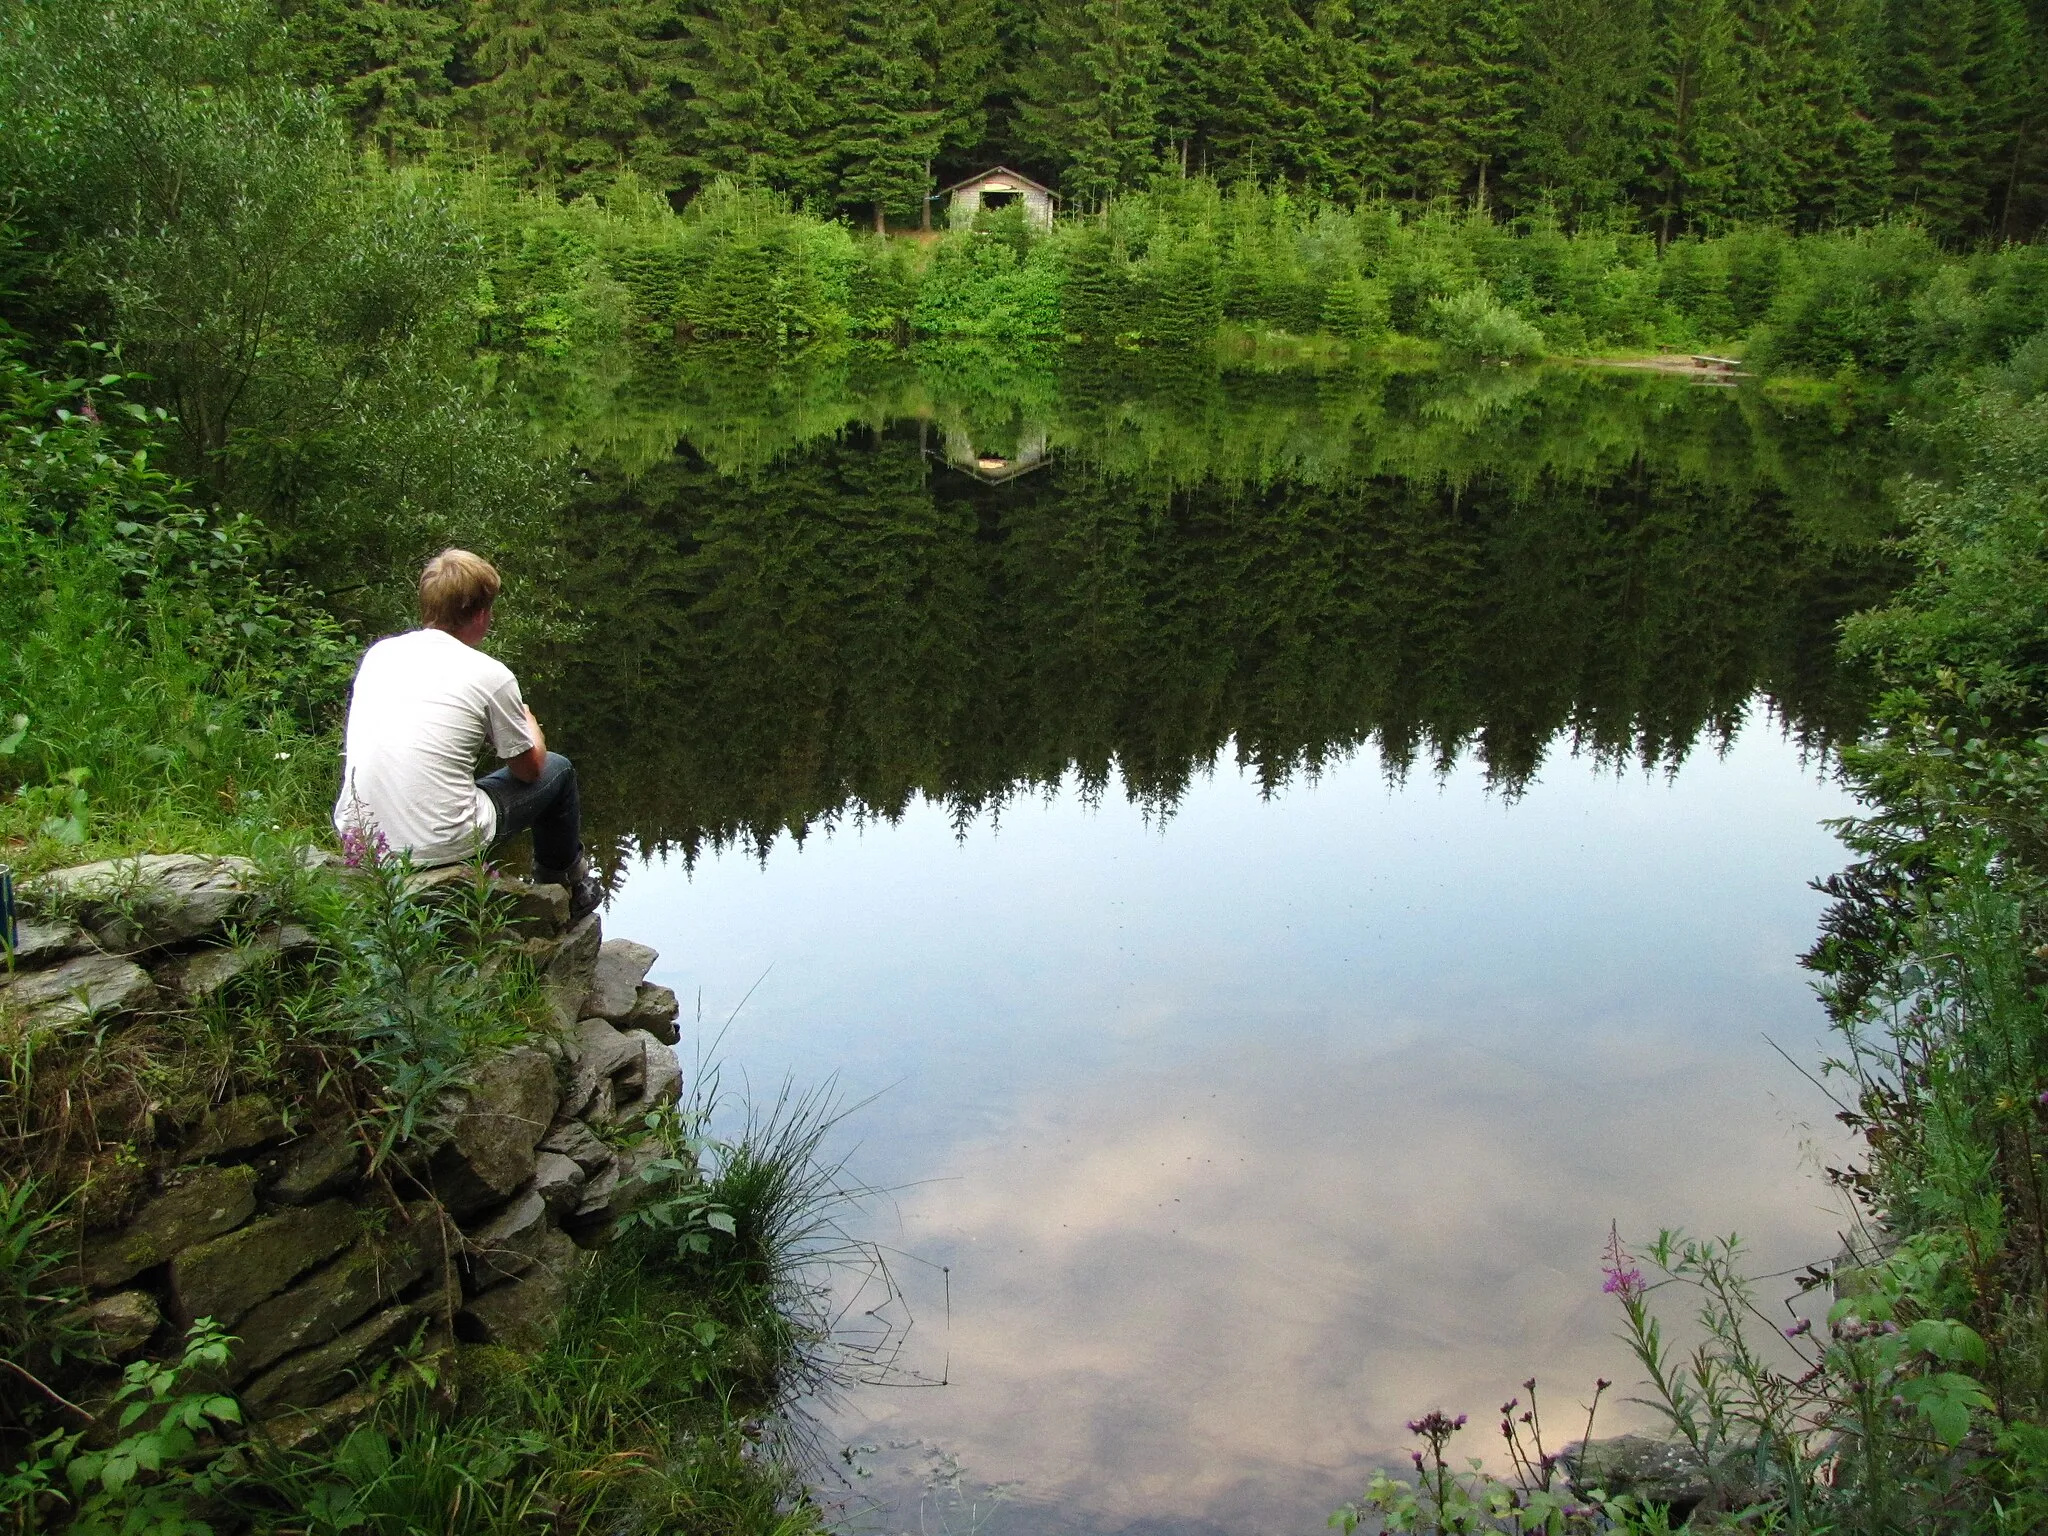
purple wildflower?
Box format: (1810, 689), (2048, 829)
(1784, 1318), (1813, 1339)
(340, 825), (391, 869)
(1602, 1225), (1645, 1300)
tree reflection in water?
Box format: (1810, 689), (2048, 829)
(516, 348), (1903, 868)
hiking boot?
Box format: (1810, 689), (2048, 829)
(535, 853), (606, 922)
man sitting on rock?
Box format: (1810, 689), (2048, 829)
(333, 548), (603, 918)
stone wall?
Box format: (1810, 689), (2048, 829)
(1, 853), (685, 1446)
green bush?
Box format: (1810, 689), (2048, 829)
(1426, 284), (1546, 362)
(1748, 224), (1943, 376)
(0, 354), (349, 859)
(0, 0), (559, 630)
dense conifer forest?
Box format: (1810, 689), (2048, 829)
(281, 0), (2048, 240)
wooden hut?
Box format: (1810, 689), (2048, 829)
(933, 167), (1057, 232)
(920, 420), (1050, 485)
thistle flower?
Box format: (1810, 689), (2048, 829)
(1784, 1318), (1812, 1339)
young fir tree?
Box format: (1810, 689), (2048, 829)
(1013, 0), (1168, 208)
(673, 0), (836, 203)
(828, 0), (943, 229)
(275, 0), (462, 160)
(461, 0), (686, 194)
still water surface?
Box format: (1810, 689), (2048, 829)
(527, 358), (1899, 1534)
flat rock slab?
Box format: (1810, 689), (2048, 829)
(542, 912), (602, 1031)
(538, 1118), (614, 1175)
(1564, 1434), (1714, 1513)
(426, 1047), (556, 1217)
(6, 919), (90, 967)
(585, 940), (658, 1022)
(0, 952), (155, 1033)
(157, 924), (316, 1005)
(267, 1126), (363, 1205)
(82, 1165), (259, 1289)
(241, 1303), (423, 1413)
(232, 1206), (446, 1380)
(37, 853), (259, 951)
(62, 1290), (162, 1361)
(494, 879), (568, 938)
(566, 1018), (643, 1121)
(187, 1094), (289, 1160)
(601, 1030), (682, 1127)
(170, 1198), (358, 1328)
(460, 1230), (578, 1351)
(464, 1188), (550, 1291)
(531, 1151), (588, 1219)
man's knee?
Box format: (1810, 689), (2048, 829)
(539, 751), (575, 787)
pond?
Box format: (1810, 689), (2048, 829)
(522, 352), (1902, 1535)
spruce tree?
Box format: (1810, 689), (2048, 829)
(1877, 0), (2007, 238)
(1509, 0), (1655, 221)
(1725, 0), (1889, 229)
(1643, 0), (1742, 239)
(933, 0), (1001, 170)
(674, 0), (837, 203)
(830, 0), (943, 229)
(1452, 0), (1526, 209)
(276, 0), (462, 159)
(1014, 0), (1167, 207)
(461, 0), (686, 194)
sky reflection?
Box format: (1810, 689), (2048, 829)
(608, 715), (1856, 1535)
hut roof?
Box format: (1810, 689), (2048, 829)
(932, 165), (1056, 198)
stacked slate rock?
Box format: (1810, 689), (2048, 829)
(1, 852), (684, 1446)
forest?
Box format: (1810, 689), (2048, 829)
(281, 0), (2048, 240)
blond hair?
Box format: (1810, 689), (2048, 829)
(418, 548), (502, 629)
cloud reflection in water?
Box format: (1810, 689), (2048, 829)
(608, 719), (1853, 1535)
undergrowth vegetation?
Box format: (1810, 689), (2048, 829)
(471, 175), (2048, 370)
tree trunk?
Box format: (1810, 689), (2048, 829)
(875, 203), (886, 235)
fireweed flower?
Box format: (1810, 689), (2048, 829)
(1601, 1228), (1645, 1300)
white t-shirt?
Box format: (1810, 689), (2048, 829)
(332, 629), (537, 867)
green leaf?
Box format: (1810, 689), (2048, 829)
(0, 715), (26, 755)
(706, 1209), (737, 1235)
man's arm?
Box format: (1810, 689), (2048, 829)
(506, 707), (547, 783)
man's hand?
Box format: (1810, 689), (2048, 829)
(507, 707), (548, 783)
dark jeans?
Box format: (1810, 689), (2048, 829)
(478, 751), (582, 873)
